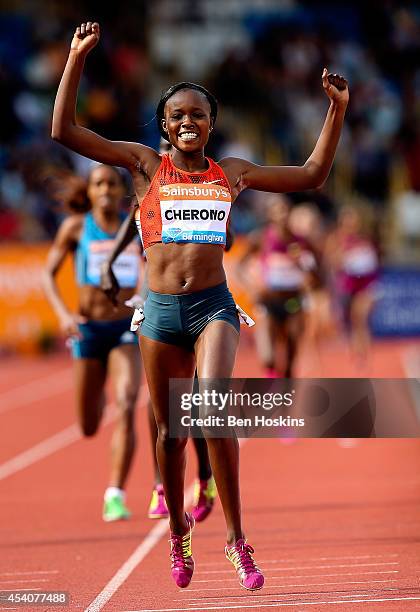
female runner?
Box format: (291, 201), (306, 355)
(99, 170), (219, 523)
(237, 194), (318, 378)
(99, 136), (235, 522)
(52, 21), (348, 590)
(324, 205), (379, 363)
(43, 164), (142, 522)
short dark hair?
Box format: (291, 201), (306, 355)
(156, 82), (218, 142)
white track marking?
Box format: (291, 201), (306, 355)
(194, 561), (398, 576)
(0, 589), (43, 592)
(186, 578), (402, 593)
(0, 409), (115, 482)
(192, 570), (399, 584)
(84, 483), (195, 612)
(182, 587), (404, 605)
(0, 423), (82, 482)
(121, 596), (420, 611)
(0, 378), (149, 482)
(182, 592), (408, 608)
(197, 554), (399, 568)
(180, 579), (401, 598)
(84, 440), (247, 611)
(0, 368), (73, 415)
(0, 580), (49, 585)
(194, 562), (398, 582)
(85, 518), (172, 612)
(0, 572), (58, 577)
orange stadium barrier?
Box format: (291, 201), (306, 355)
(224, 237), (255, 316)
(0, 239), (253, 354)
(0, 243), (77, 354)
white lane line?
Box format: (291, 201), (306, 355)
(0, 378), (149, 483)
(0, 409), (118, 482)
(200, 553), (399, 567)
(0, 589), (43, 592)
(181, 587), (404, 605)
(189, 570), (399, 593)
(185, 578), (401, 594)
(180, 579), (401, 599)
(0, 580), (49, 585)
(198, 554), (399, 568)
(84, 439), (248, 612)
(194, 561), (398, 576)
(194, 563), (399, 582)
(84, 483), (195, 612)
(0, 423), (81, 482)
(85, 517), (172, 612)
(121, 596), (420, 611)
(0, 377), (150, 483)
(0, 368), (73, 415)
(0, 572), (58, 577)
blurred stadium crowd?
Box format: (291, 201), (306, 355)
(0, 0), (419, 257)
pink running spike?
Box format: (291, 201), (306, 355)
(169, 513), (195, 588)
(191, 477), (216, 522)
(148, 484), (169, 519)
(225, 538), (264, 590)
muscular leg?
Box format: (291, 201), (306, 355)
(192, 437), (212, 480)
(190, 372), (212, 480)
(147, 399), (162, 484)
(194, 321), (241, 545)
(107, 343), (141, 489)
(349, 289), (375, 362)
(254, 307), (278, 372)
(73, 359), (107, 437)
(283, 310), (304, 378)
(140, 336), (195, 535)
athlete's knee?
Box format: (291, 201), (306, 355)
(157, 424), (187, 453)
(116, 388), (138, 418)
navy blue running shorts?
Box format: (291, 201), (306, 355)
(71, 317), (138, 362)
(139, 281), (240, 351)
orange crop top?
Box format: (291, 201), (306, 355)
(135, 153), (232, 249)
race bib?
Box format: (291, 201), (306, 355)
(160, 183), (231, 245)
(343, 245), (378, 276)
(87, 240), (139, 287)
(264, 253), (305, 290)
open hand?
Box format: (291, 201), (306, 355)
(322, 68), (349, 106)
(59, 312), (87, 339)
(71, 22), (100, 54)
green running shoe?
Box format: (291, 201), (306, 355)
(103, 495), (131, 522)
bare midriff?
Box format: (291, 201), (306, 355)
(145, 242), (226, 294)
(78, 286), (136, 320)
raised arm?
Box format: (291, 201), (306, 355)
(51, 22), (159, 176)
(222, 70), (349, 194)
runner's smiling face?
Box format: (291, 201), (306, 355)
(87, 166), (125, 212)
(162, 89), (213, 152)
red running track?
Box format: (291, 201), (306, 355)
(0, 334), (420, 612)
